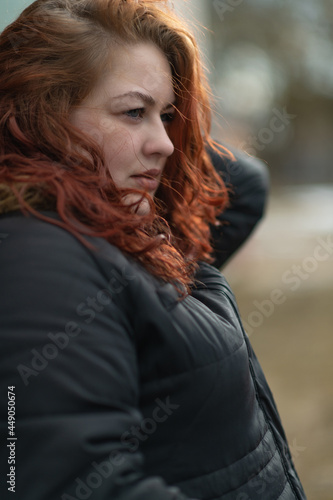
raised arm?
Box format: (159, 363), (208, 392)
(208, 144), (270, 268)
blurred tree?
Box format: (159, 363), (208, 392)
(208, 0), (333, 185)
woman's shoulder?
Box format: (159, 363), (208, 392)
(0, 211), (144, 335)
(0, 210), (119, 254)
(0, 210), (132, 283)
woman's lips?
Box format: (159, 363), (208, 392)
(131, 170), (161, 191)
(131, 176), (159, 191)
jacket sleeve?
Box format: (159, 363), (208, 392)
(0, 216), (195, 500)
(208, 143), (270, 268)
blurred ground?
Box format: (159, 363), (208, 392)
(223, 185), (333, 500)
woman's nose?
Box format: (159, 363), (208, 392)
(143, 120), (175, 158)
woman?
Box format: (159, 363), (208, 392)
(0, 1), (306, 499)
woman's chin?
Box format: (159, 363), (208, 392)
(122, 194), (152, 216)
(135, 198), (151, 215)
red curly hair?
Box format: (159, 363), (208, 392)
(0, 0), (229, 290)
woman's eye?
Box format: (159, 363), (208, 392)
(161, 112), (175, 123)
(125, 108), (144, 119)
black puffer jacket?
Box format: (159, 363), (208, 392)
(0, 150), (306, 499)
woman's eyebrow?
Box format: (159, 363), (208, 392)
(111, 91), (155, 106)
(111, 91), (176, 108)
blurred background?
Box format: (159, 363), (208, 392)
(2, 0), (333, 498)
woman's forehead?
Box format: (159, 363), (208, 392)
(86, 42), (175, 106)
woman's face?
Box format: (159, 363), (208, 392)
(70, 42), (175, 215)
